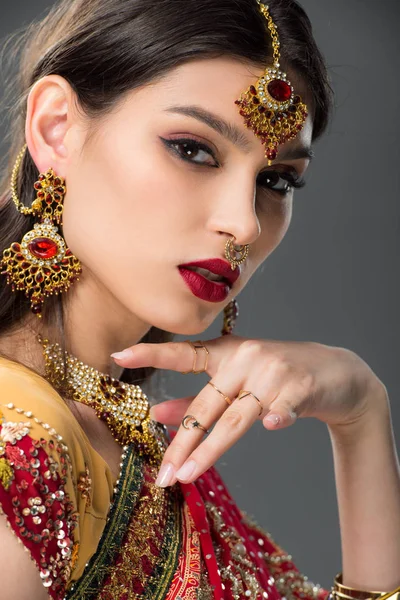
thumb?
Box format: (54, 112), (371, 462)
(149, 396), (195, 426)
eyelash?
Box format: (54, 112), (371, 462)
(161, 136), (306, 196)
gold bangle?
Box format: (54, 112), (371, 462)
(331, 573), (400, 600)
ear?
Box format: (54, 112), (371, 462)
(25, 74), (83, 177)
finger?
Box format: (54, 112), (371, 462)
(111, 339), (217, 374)
(262, 383), (301, 430)
(172, 387), (265, 484)
(155, 375), (240, 487)
(149, 396), (195, 426)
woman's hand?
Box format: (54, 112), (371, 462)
(111, 335), (387, 487)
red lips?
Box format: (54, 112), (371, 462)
(178, 259), (240, 287)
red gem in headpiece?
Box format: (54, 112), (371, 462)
(28, 238), (58, 259)
(267, 79), (292, 102)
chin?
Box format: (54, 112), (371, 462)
(150, 312), (216, 337)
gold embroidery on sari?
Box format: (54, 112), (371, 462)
(205, 501), (265, 600)
(166, 503), (203, 600)
(240, 511), (327, 600)
(66, 446), (182, 600)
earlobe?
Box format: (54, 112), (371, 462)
(25, 74), (77, 175)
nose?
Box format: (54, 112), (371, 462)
(208, 176), (261, 246)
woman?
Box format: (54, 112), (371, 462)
(0, 0), (399, 598)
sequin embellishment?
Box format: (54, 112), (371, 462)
(0, 404), (79, 600)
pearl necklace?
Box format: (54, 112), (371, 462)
(39, 336), (167, 465)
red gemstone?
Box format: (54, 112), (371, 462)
(249, 85), (257, 95)
(267, 79), (292, 102)
(28, 238), (58, 259)
(267, 149), (277, 160)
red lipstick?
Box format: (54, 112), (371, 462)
(178, 258), (240, 303)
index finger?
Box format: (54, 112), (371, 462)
(111, 339), (216, 374)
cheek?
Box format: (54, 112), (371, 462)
(256, 195), (293, 256)
(61, 135), (189, 265)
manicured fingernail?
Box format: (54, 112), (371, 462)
(155, 463), (175, 487)
(264, 413), (281, 427)
(149, 406), (157, 420)
(176, 460), (197, 482)
(111, 349), (132, 361)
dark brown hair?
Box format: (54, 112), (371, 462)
(0, 0), (334, 390)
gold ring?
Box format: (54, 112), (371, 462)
(182, 415), (209, 434)
(207, 381), (232, 406)
(237, 390), (263, 416)
(180, 340), (209, 375)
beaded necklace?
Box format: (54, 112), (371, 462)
(39, 336), (166, 465)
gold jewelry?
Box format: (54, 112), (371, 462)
(221, 298), (239, 336)
(235, 0), (308, 165)
(237, 390), (263, 416)
(330, 573), (400, 600)
(1, 145), (81, 317)
(39, 336), (166, 465)
(182, 415), (209, 434)
(180, 340), (209, 374)
(207, 381), (232, 406)
(225, 237), (249, 270)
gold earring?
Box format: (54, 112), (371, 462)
(221, 299), (239, 336)
(1, 145), (82, 317)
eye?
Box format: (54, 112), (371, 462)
(161, 137), (219, 167)
(257, 169), (306, 196)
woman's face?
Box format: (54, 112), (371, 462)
(62, 57), (313, 335)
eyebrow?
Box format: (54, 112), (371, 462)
(164, 104), (314, 161)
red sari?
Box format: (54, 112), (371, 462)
(0, 360), (331, 600)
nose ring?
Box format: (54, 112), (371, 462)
(225, 237), (249, 270)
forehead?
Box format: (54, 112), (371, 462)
(120, 56), (314, 157)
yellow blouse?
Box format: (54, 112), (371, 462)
(0, 356), (114, 583)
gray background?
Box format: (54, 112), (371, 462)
(1, 0), (399, 590)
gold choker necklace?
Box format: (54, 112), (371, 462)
(39, 336), (167, 465)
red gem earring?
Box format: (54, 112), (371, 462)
(1, 145), (82, 317)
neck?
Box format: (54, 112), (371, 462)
(0, 272), (153, 380)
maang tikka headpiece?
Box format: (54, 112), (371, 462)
(235, 0), (308, 165)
